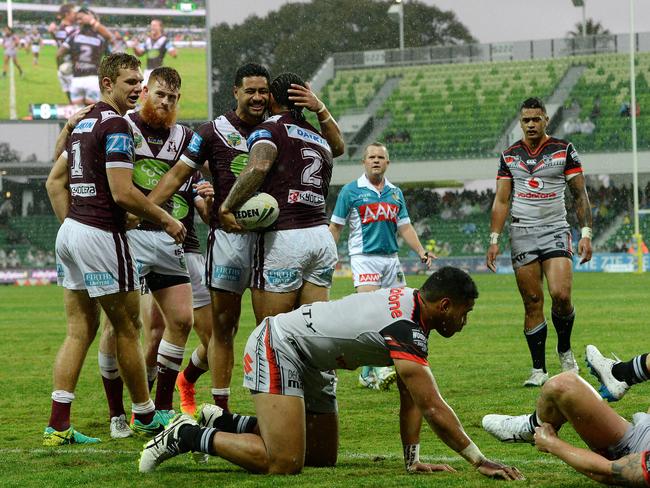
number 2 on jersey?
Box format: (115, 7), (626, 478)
(300, 148), (323, 188)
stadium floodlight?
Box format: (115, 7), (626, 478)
(387, 1), (404, 51)
(571, 0), (587, 37)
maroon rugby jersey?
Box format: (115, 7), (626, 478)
(66, 102), (135, 232)
(62, 28), (108, 77)
(189, 111), (257, 229)
(125, 111), (201, 231)
(247, 112), (333, 230)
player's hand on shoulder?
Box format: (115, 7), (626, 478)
(161, 215), (186, 244)
(476, 458), (525, 481)
(66, 104), (95, 131)
(407, 462), (456, 474)
(218, 205), (243, 233)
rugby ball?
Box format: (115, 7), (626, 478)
(234, 192), (279, 230)
(59, 62), (73, 76)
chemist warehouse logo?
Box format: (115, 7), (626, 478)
(359, 202), (398, 224)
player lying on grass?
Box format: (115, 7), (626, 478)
(483, 365), (650, 486)
(139, 266), (523, 480)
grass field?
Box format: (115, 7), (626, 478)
(1, 272), (649, 487)
(0, 46), (208, 121)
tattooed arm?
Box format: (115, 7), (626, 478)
(535, 423), (646, 486)
(568, 173), (593, 263)
(218, 142), (277, 232)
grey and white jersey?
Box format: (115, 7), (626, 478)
(269, 287), (430, 371)
(497, 137), (583, 228)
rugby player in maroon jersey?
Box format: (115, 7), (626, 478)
(44, 53), (184, 445)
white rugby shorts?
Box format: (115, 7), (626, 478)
(252, 225), (337, 292)
(242, 318), (338, 414)
(70, 75), (100, 103)
(186, 251), (211, 309)
(350, 253), (406, 288)
(55, 218), (138, 297)
(57, 69), (72, 92)
(205, 227), (254, 294)
(127, 228), (189, 278)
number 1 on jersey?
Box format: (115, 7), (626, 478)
(71, 140), (83, 178)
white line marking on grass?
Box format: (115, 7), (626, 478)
(3, 448), (566, 466)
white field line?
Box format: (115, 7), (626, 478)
(0, 447), (565, 465)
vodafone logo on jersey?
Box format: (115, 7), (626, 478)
(359, 202), (399, 224)
(525, 177), (544, 192)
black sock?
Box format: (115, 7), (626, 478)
(529, 411), (540, 430)
(552, 308), (575, 354)
(212, 412), (258, 434)
(178, 424), (218, 455)
(612, 354), (650, 385)
(525, 321), (547, 372)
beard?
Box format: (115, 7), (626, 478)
(140, 97), (177, 129)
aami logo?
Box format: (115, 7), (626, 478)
(358, 273), (380, 283)
(388, 287), (405, 318)
(525, 177), (544, 192)
(359, 202), (398, 224)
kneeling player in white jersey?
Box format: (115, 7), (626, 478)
(486, 97), (593, 387)
(140, 267), (523, 480)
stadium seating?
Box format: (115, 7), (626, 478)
(564, 52), (650, 152)
(321, 52), (650, 160)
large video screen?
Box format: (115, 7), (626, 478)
(0, 2), (207, 121)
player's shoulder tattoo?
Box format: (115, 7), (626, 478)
(611, 452), (648, 487)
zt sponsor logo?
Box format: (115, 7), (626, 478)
(187, 132), (203, 154)
(388, 287), (405, 318)
(70, 183), (96, 197)
(106, 133), (134, 158)
(359, 202), (399, 224)
(247, 129), (272, 147)
(358, 273), (380, 283)
(287, 189), (325, 206)
(243, 353), (253, 375)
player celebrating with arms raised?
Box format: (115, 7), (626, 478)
(486, 97), (593, 387)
